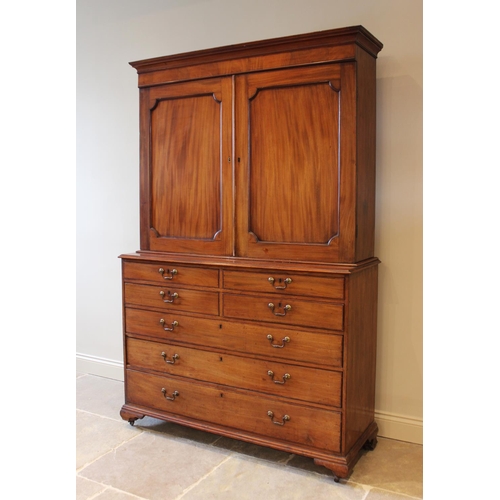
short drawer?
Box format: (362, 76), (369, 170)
(223, 293), (343, 331)
(126, 369), (341, 452)
(223, 270), (344, 300)
(123, 261), (219, 288)
(126, 337), (342, 407)
(124, 283), (219, 316)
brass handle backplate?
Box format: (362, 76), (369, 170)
(268, 302), (291, 316)
(266, 334), (290, 348)
(267, 370), (291, 385)
(268, 277), (292, 290)
(158, 268), (178, 280)
(267, 411), (290, 426)
(161, 388), (179, 401)
(161, 352), (179, 364)
(159, 319), (179, 331)
(160, 291), (179, 303)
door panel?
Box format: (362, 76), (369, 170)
(249, 81), (339, 244)
(235, 64), (355, 262)
(142, 78), (233, 255)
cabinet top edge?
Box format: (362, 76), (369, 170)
(129, 25), (383, 74)
(118, 252), (380, 274)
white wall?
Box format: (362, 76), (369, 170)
(76, 0), (423, 443)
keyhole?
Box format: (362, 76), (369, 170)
(219, 356), (223, 361)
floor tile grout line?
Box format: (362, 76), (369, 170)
(103, 485), (151, 500)
(82, 481), (151, 500)
(76, 431), (145, 474)
(173, 454), (234, 500)
(281, 453), (296, 465)
(85, 487), (109, 500)
(359, 486), (372, 500)
(77, 479), (108, 500)
(76, 407), (125, 423)
(346, 480), (422, 500)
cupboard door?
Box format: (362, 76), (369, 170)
(235, 64), (356, 262)
(141, 77), (233, 255)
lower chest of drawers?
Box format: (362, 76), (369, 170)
(120, 257), (379, 478)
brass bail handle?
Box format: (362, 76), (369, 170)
(160, 291), (179, 303)
(266, 334), (290, 348)
(161, 352), (179, 364)
(267, 411), (290, 426)
(161, 388), (179, 401)
(267, 370), (291, 385)
(268, 302), (291, 316)
(158, 268), (178, 280)
(268, 276), (292, 290)
(159, 319), (179, 331)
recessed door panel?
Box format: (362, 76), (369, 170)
(249, 82), (339, 244)
(235, 64), (355, 262)
(142, 78), (233, 255)
(151, 95), (221, 239)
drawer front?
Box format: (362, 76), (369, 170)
(123, 261), (219, 288)
(223, 270), (344, 300)
(126, 369), (341, 452)
(223, 293), (343, 331)
(126, 338), (342, 407)
(124, 283), (219, 315)
(125, 308), (343, 368)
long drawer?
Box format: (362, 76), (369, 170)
(124, 283), (219, 315)
(223, 293), (344, 331)
(223, 270), (344, 300)
(126, 337), (341, 407)
(126, 369), (341, 452)
(125, 308), (343, 368)
(123, 261), (219, 288)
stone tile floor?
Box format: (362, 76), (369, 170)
(76, 373), (423, 500)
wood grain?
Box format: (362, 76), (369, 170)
(123, 261), (219, 288)
(126, 369), (341, 452)
(222, 269), (344, 300)
(141, 78), (233, 255)
(124, 283), (219, 316)
(124, 307), (344, 368)
(126, 337), (342, 407)
(222, 292), (344, 331)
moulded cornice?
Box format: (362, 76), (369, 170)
(129, 25), (383, 74)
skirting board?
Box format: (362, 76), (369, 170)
(374, 410), (422, 445)
(76, 354), (423, 445)
(76, 353), (124, 381)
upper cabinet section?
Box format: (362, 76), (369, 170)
(130, 26), (383, 263)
